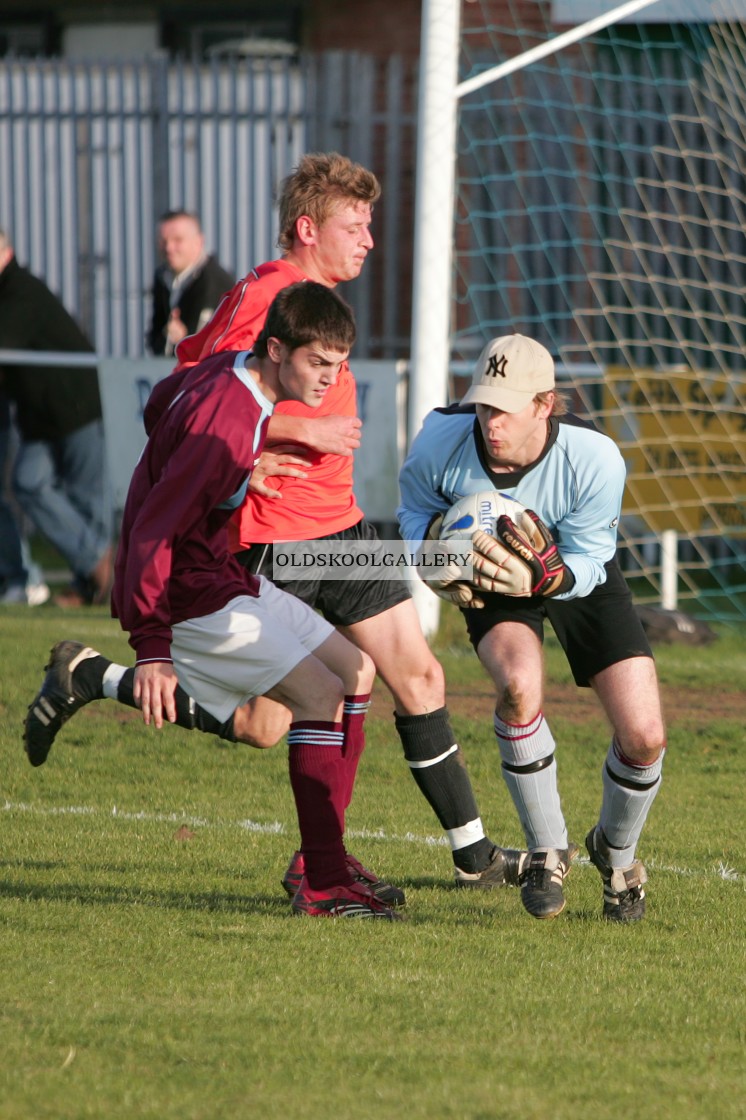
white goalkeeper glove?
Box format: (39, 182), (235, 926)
(471, 509), (574, 598)
(420, 513), (485, 609)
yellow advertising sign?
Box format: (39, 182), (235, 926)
(602, 367), (746, 535)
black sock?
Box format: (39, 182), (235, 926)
(70, 654), (108, 702)
(191, 703), (236, 742)
(110, 667), (236, 742)
(394, 707), (493, 872)
(450, 838), (498, 875)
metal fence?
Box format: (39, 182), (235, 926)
(0, 51), (417, 359)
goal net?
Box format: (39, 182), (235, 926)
(454, 1), (746, 625)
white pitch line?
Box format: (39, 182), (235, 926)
(1, 798), (449, 847)
(2, 799), (742, 885)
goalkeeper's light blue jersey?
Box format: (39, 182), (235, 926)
(397, 407), (626, 601)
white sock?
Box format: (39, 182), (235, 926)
(102, 663), (127, 700)
(599, 739), (664, 867)
(494, 712), (568, 849)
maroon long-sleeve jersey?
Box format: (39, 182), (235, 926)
(112, 351), (272, 663)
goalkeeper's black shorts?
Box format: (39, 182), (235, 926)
(462, 557), (653, 688)
(234, 517), (412, 627)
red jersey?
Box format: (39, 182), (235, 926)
(112, 352), (271, 664)
(174, 258), (363, 545)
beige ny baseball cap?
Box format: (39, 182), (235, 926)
(461, 333), (555, 413)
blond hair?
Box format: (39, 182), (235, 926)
(535, 389), (569, 416)
(277, 152), (381, 250)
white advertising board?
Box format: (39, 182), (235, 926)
(98, 358), (408, 525)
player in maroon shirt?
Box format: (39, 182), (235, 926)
(24, 282), (402, 920)
(25, 155), (526, 906)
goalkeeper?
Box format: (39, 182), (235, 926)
(397, 333), (666, 924)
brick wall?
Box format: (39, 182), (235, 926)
(306, 0), (423, 57)
(306, 1), (547, 57)
(306, 1), (546, 57)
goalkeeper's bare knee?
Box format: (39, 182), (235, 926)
(612, 729), (666, 769)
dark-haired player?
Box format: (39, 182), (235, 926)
(25, 282), (402, 921)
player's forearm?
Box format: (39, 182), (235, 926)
(397, 460), (445, 546)
(396, 502), (438, 549)
(119, 556), (174, 663)
(132, 633), (174, 665)
(556, 552), (609, 600)
(265, 412), (313, 446)
(121, 584), (173, 664)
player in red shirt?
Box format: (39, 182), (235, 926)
(24, 282), (402, 920)
(175, 153), (524, 894)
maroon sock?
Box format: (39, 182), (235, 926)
(342, 693), (371, 811)
(287, 720), (350, 890)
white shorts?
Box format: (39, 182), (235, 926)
(170, 576), (335, 722)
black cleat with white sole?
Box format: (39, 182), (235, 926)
(585, 827), (647, 922)
(518, 844), (579, 919)
(454, 844), (527, 889)
(24, 641), (102, 766)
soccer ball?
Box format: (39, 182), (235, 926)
(439, 490), (526, 540)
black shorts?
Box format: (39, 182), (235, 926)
(463, 558), (653, 687)
(234, 518), (411, 627)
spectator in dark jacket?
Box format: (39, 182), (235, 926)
(146, 210), (234, 356)
(0, 229), (113, 607)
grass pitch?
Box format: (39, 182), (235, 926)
(1, 604), (744, 1119)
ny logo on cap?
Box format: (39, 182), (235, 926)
(486, 354), (508, 379)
